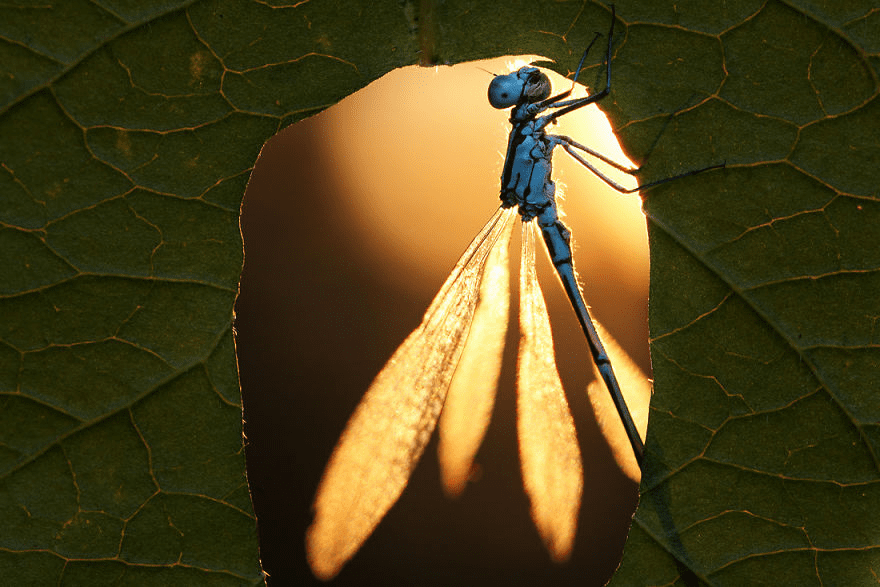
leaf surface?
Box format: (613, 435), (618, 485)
(2, 0), (877, 584)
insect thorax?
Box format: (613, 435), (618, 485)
(500, 119), (558, 223)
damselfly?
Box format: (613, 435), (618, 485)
(306, 7), (723, 579)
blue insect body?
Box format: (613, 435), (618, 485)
(488, 35), (647, 465)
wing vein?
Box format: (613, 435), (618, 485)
(517, 219), (583, 562)
(307, 207), (517, 579)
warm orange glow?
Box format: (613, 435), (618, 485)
(587, 322), (652, 483)
(507, 57), (535, 70)
(321, 57), (647, 299)
(308, 57), (651, 578)
(437, 212), (514, 497)
(517, 221), (583, 561)
(306, 209), (516, 579)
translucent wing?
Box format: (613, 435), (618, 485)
(307, 207), (517, 579)
(586, 322), (651, 483)
(517, 219), (583, 562)
(438, 208), (513, 497)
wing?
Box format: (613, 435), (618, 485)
(438, 206), (514, 497)
(306, 206), (517, 579)
(586, 322), (651, 483)
(516, 219), (583, 562)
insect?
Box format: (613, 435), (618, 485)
(306, 7), (723, 580)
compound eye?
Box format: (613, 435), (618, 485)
(523, 71), (552, 102)
(487, 73), (524, 109)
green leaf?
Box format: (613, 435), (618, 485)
(606, 2), (880, 585)
(2, 1), (877, 586)
(0, 1), (277, 583)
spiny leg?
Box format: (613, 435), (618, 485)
(559, 138), (725, 194)
(558, 135), (639, 175)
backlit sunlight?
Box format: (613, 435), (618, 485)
(305, 56), (651, 580)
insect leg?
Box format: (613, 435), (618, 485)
(545, 6), (617, 123)
(558, 137), (725, 194)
